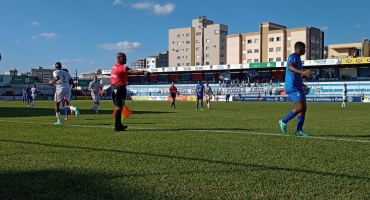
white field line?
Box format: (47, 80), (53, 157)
(0, 120), (369, 144)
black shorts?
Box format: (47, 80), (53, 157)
(111, 85), (127, 107)
(171, 93), (176, 100)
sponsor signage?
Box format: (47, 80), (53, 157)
(131, 96), (149, 101)
(149, 96), (168, 101)
(249, 62), (276, 69)
(341, 57), (370, 64)
(78, 80), (92, 87)
(167, 95), (187, 101)
(101, 70), (111, 75)
(236, 96), (362, 102)
(0, 75), (12, 86)
(303, 59), (340, 66)
(11, 76), (35, 84)
(77, 96), (92, 100)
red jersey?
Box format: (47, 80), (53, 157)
(111, 62), (129, 86)
(169, 85), (177, 94)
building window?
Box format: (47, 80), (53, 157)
(247, 59), (252, 63)
(247, 39), (252, 44)
(177, 56), (181, 59)
(276, 47), (281, 52)
(276, 57), (281, 62)
(206, 54), (210, 58)
(177, 63), (180, 66)
(214, 30), (219, 34)
(196, 62), (200, 65)
(196, 55), (200, 58)
(186, 63), (190, 66)
(186, 41), (190, 44)
(206, 62), (209, 65)
(206, 47), (209, 50)
(177, 34), (181, 38)
(186, 48), (190, 52)
(277, 37), (281, 41)
(254, 49), (259, 53)
(221, 38), (224, 42)
(254, 59), (259, 63)
(269, 58), (274, 62)
(287, 47), (291, 51)
(177, 42), (181, 45)
(196, 47), (200, 51)
(311, 56), (315, 60)
(206, 39), (210, 43)
(220, 46), (225, 50)
(269, 48), (274, 52)
(242, 40), (246, 44)
(220, 62), (224, 64)
(315, 40), (320, 44)
(287, 37), (291, 41)
(254, 39), (259, 43)
(242, 60), (247, 64)
(220, 54), (224, 57)
(242, 50), (246, 54)
(186, 56), (190, 59)
(196, 40), (200, 43)
(186, 33), (190, 37)
(269, 37), (274, 42)
(196, 32), (201, 36)
(247, 49), (252, 54)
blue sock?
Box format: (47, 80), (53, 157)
(297, 116), (305, 131)
(282, 111), (296, 123)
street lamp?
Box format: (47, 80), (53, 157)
(199, 16), (207, 66)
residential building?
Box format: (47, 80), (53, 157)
(227, 22), (325, 64)
(31, 66), (54, 84)
(328, 40), (370, 58)
(5, 69), (18, 76)
(323, 46), (328, 59)
(131, 58), (146, 69)
(146, 51), (169, 68)
(168, 16), (228, 67)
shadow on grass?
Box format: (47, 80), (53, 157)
(1, 139), (369, 182)
(0, 107), (173, 118)
(321, 135), (370, 138)
(0, 170), (155, 199)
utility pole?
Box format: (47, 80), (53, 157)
(199, 16), (207, 66)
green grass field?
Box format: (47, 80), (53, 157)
(0, 100), (369, 199)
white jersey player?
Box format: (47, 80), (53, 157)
(88, 75), (102, 114)
(342, 83), (347, 107)
(50, 62), (80, 125)
(30, 85), (37, 106)
(204, 81), (214, 110)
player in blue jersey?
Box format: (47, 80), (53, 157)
(21, 88), (27, 103)
(195, 80), (205, 110)
(279, 41), (312, 137)
(25, 85), (32, 107)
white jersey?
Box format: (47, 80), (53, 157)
(204, 86), (213, 96)
(342, 86), (347, 96)
(88, 81), (101, 96)
(31, 88), (37, 96)
(53, 70), (72, 90)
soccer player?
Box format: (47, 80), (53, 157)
(111, 52), (151, 132)
(25, 85), (32, 106)
(88, 75), (102, 114)
(279, 41), (312, 137)
(195, 80), (204, 110)
(342, 83), (347, 107)
(21, 88), (27, 103)
(49, 62), (80, 125)
(204, 81), (214, 110)
(168, 81), (178, 108)
(226, 93), (230, 103)
(30, 85), (37, 106)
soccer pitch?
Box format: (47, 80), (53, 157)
(0, 100), (369, 199)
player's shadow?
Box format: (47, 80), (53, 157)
(0, 107), (55, 118)
(321, 134), (370, 138)
(0, 169), (155, 199)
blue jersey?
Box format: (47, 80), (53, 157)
(285, 53), (303, 93)
(195, 84), (204, 97)
(22, 89), (27, 96)
(25, 88), (31, 96)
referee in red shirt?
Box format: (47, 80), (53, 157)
(169, 81), (178, 108)
(111, 52), (151, 131)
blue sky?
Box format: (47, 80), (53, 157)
(0, 0), (369, 75)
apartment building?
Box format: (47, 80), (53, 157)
(328, 40), (370, 59)
(168, 16), (228, 67)
(31, 66), (54, 84)
(130, 58), (146, 69)
(227, 22), (325, 64)
(146, 51), (169, 68)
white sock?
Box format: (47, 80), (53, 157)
(56, 112), (61, 122)
(70, 106), (75, 111)
(207, 103), (209, 108)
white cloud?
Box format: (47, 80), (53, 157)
(320, 26), (329, 30)
(31, 36), (37, 39)
(355, 24), (361, 29)
(98, 41), (145, 52)
(31, 22), (40, 26)
(132, 2), (175, 15)
(40, 33), (58, 39)
(112, 0), (122, 5)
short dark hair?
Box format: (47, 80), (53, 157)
(294, 41), (305, 50)
(206, 81), (209, 84)
(62, 68), (69, 72)
(55, 62), (62, 69)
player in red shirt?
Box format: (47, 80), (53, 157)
(169, 81), (178, 108)
(111, 52), (151, 132)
